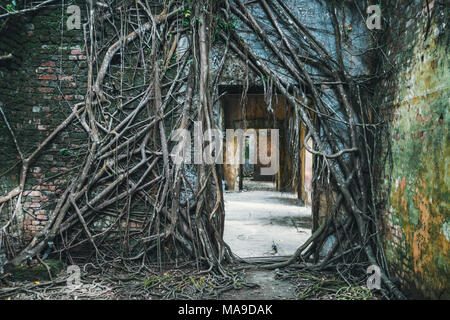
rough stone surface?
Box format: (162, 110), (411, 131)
(375, 1), (449, 299)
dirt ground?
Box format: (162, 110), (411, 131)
(1, 264), (379, 300)
(1, 266), (297, 300)
(220, 269), (296, 300)
(0, 181), (378, 300)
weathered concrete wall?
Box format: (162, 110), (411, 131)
(376, 1), (449, 299)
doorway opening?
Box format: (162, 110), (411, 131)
(219, 87), (313, 258)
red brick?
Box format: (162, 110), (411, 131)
(38, 87), (54, 93)
(39, 74), (57, 80)
(41, 61), (56, 67)
(58, 75), (74, 81)
(29, 191), (41, 197)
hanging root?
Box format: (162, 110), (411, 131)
(1, 0), (233, 277)
(221, 0), (404, 298)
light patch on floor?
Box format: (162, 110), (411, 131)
(223, 181), (312, 258)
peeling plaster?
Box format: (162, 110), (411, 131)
(443, 222), (450, 242)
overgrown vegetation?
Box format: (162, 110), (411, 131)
(0, 0), (407, 299)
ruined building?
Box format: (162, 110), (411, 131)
(0, 0), (448, 299)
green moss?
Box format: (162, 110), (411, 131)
(10, 259), (64, 281)
(379, 7), (450, 299)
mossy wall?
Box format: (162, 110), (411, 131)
(0, 2), (87, 238)
(376, 0), (449, 299)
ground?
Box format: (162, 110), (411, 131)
(223, 180), (312, 257)
(220, 269), (296, 300)
(0, 180), (378, 300)
(0, 264), (379, 300)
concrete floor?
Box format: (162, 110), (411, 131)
(223, 180), (312, 258)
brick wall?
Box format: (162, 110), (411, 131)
(0, 3), (87, 240)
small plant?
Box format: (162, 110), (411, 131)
(3, 0), (19, 13)
(59, 147), (78, 158)
(213, 17), (238, 42)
